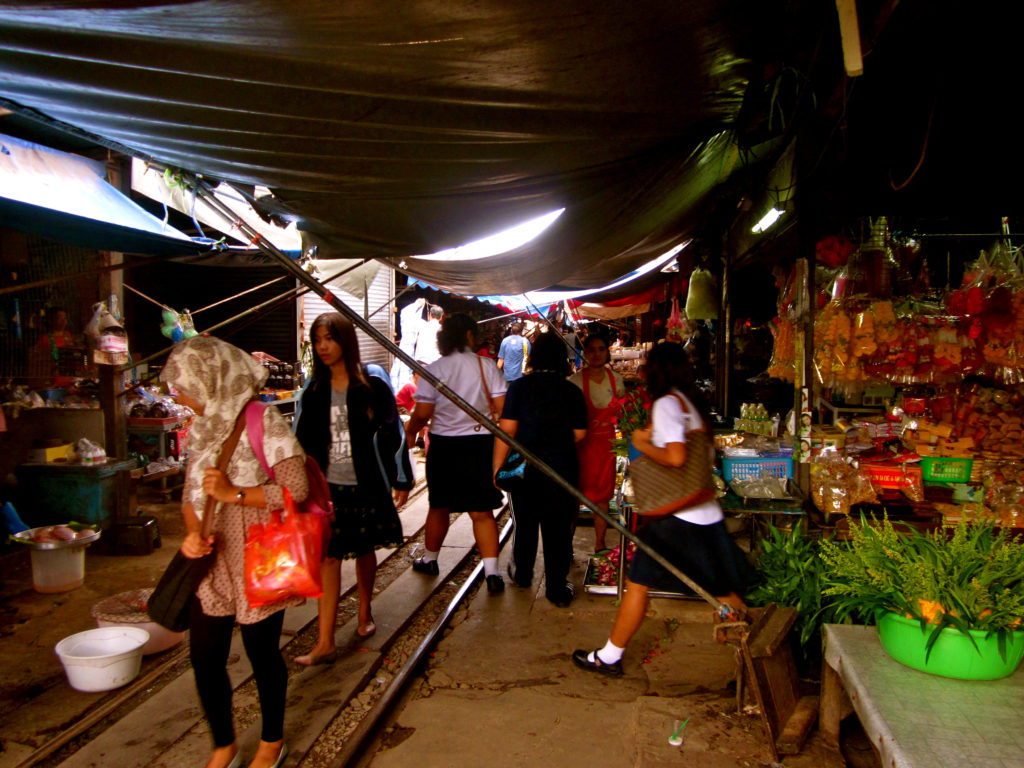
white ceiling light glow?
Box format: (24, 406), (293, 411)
(415, 208), (565, 262)
(751, 207), (784, 234)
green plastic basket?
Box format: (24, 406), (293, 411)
(920, 457), (973, 483)
(877, 611), (1024, 680)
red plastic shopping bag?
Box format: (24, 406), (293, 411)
(244, 488), (323, 607)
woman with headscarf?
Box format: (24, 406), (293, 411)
(293, 312), (411, 663)
(404, 313), (508, 593)
(162, 336), (307, 768)
(493, 331), (588, 605)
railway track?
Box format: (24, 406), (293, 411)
(17, 485), (513, 768)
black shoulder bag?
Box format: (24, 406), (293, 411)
(147, 411), (247, 631)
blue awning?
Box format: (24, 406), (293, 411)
(0, 132), (207, 257)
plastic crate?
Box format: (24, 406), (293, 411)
(921, 457), (973, 484)
(721, 456), (793, 482)
(15, 458), (136, 528)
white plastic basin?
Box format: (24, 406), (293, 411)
(55, 626), (149, 692)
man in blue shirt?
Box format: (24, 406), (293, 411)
(497, 323), (531, 382)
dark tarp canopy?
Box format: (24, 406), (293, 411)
(0, 0), (773, 294)
(4, 2), (1014, 297)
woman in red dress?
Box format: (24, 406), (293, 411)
(569, 333), (624, 552)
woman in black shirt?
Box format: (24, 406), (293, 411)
(493, 332), (588, 606)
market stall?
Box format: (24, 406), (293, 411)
(710, 216), (1024, 538)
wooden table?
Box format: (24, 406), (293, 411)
(821, 624), (1024, 768)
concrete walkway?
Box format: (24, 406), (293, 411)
(364, 526), (845, 768)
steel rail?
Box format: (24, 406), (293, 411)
(15, 481), (431, 768)
(12, 645), (192, 768)
(324, 517), (515, 768)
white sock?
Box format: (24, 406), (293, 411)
(594, 640), (624, 665)
(420, 550), (439, 563)
(482, 557), (499, 576)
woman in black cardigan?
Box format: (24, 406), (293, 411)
(293, 312), (412, 664)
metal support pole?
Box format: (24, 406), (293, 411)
(185, 172), (731, 616)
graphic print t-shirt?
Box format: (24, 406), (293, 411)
(326, 387), (357, 485)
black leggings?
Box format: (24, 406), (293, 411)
(188, 599), (287, 747)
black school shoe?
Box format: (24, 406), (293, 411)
(412, 557), (440, 576)
(486, 574), (505, 594)
(547, 581), (575, 607)
(571, 648), (624, 677)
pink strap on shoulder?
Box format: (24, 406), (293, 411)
(244, 401), (274, 479)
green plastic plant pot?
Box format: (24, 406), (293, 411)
(877, 612), (1024, 680)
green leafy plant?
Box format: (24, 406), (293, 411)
(819, 516), (1024, 660)
(745, 523), (835, 674)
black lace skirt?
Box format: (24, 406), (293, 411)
(325, 483), (403, 560)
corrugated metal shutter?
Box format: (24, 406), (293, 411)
(300, 265), (394, 370)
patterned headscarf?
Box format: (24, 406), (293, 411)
(161, 336), (298, 515)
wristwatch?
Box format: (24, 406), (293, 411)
(235, 487), (246, 504)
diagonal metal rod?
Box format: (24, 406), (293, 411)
(368, 283), (413, 320)
(119, 260), (368, 382)
(522, 294), (580, 358)
(185, 171), (729, 616)
(477, 308), (530, 324)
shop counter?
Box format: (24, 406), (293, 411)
(821, 624), (1024, 768)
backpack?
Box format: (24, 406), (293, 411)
(244, 401), (334, 540)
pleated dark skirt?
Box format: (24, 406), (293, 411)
(628, 515), (755, 595)
(425, 433), (503, 512)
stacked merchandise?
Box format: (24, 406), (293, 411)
(767, 222), (1024, 525)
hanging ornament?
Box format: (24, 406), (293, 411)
(685, 267), (719, 320)
(180, 309), (198, 339)
(85, 301), (129, 365)
(160, 309), (184, 342)
(665, 297), (688, 343)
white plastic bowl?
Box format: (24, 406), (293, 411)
(55, 626), (149, 692)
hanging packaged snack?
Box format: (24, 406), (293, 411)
(84, 302), (129, 366)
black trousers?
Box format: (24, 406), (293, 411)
(509, 473), (576, 597)
(188, 599), (287, 747)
